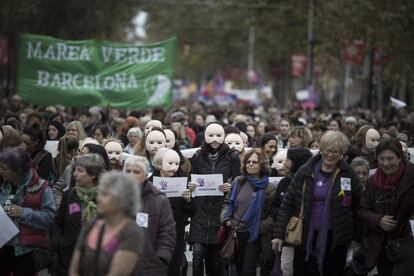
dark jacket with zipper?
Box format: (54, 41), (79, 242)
(356, 161), (414, 271)
(52, 187), (89, 272)
(189, 146), (240, 244)
(273, 154), (362, 250)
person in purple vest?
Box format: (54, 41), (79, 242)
(0, 147), (56, 275)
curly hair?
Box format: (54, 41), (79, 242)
(289, 126), (312, 147)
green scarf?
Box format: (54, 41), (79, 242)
(75, 185), (98, 223)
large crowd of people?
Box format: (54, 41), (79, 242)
(0, 94), (414, 276)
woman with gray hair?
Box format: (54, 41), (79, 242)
(272, 131), (362, 276)
(350, 157), (370, 189)
(69, 171), (144, 275)
(124, 155), (176, 276)
(124, 127), (143, 154)
(52, 153), (107, 275)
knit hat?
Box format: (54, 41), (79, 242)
(287, 147), (312, 174)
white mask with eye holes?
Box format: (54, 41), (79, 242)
(225, 133), (244, 153)
(272, 150), (287, 171)
(204, 123), (225, 145)
(164, 129), (176, 149)
(146, 130), (166, 155)
(104, 141), (123, 162)
(144, 120), (163, 136)
(161, 150), (180, 177)
(365, 129), (380, 151)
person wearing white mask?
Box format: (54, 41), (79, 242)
(124, 155), (176, 276)
(164, 129), (177, 149)
(271, 150), (289, 176)
(189, 122), (241, 276)
(103, 139), (124, 171)
(141, 127), (167, 173)
(144, 120), (163, 136)
(225, 133), (245, 161)
(352, 125), (381, 169)
(153, 149), (197, 276)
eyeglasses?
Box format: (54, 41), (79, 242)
(322, 149), (341, 157)
(246, 160), (259, 165)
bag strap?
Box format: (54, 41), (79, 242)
(298, 179), (306, 219)
(93, 222), (106, 276)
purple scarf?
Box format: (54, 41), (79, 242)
(305, 159), (336, 275)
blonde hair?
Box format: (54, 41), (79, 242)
(319, 130), (349, 154)
(290, 126), (313, 147)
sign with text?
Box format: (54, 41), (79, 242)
(153, 176), (187, 198)
(191, 174), (224, 197)
(17, 33), (175, 108)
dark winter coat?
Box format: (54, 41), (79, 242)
(356, 161), (414, 271)
(273, 154), (362, 250)
(189, 146), (240, 244)
(52, 187), (90, 272)
(139, 180), (176, 276)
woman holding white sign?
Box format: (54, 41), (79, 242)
(189, 122), (241, 276)
(153, 149), (197, 276)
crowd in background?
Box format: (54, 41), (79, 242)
(0, 94), (414, 276)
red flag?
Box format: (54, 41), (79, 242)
(291, 55), (307, 77)
(343, 40), (365, 65)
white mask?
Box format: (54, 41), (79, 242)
(204, 123), (225, 145)
(146, 130), (166, 155)
(161, 150), (180, 176)
(144, 120), (162, 136)
(104, 141), (123, 162)
(272, 151), (287, 170)
(225, 133), (244, 153)
(365, 129), (380, 151)
(164, 129), (176, 149)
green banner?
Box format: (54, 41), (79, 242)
(16, 33), (175, 108)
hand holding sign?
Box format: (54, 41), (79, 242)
(191, 174), (224, 197)
(219, 183), (231, 193)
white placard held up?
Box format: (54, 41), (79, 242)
(191, 174), (224, 197)
(153, 177), (188, 198)
(45, 140), (59, 158)
(268, 177), (283, 188)
(0, 205), (19, 248)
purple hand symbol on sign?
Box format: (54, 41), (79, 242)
(196, 178), (205, 187)
(160, 180), (168, 190)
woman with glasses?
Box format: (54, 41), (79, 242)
(221, 148), (274, 276)
(354, 138), (414, 275)
(272, 131), (362, 276)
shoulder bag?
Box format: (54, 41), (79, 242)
(284, 180), (306, 245)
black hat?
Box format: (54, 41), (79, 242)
(287, 147), (312, 174)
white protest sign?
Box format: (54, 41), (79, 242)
(191, 174), (224, 197)
(268, 177), (283, 188)
(0, 205), (19, 248)
(45, 140), (59, 158)
(153, 177), (188, 198)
